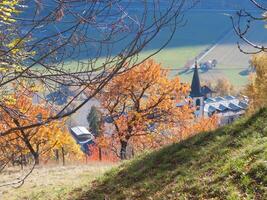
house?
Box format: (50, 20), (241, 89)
(46, 85), (75, 105)
(189, 62), (248, 125)
(69, 126), (94, 154)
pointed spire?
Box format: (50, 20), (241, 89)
(190, 60), (202, 98)
(195, 59), (198, 69)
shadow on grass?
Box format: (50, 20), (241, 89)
(74, 108), (267, 200)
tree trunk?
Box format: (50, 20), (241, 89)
(33, 152), (39, 165)
(131, 147), (135, 158)
(98, 147), (102, 161)
(61, 147), (65, 166)
(55, 149), (59, 163)
(21, 138), (39, 165)
(13, 119), (40, 165)
(20, 153), (24, 170)
(120, 140), (128, 160)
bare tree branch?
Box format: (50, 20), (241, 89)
(231, 0), (267, 54)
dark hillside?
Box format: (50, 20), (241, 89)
(75, 108), (267, 200)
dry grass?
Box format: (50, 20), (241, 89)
(0, 163), (116, 200)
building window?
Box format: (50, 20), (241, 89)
(196, 99), (201, 110)
(196, 99), (201, 106)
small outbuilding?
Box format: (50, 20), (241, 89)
(69, 126), (94, 154)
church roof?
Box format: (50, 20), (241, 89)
(190, 63), (202, 98)
(201, 85), (214, 95)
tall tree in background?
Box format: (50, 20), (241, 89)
(98, 60), (192, 159)
(245, 53), (267, 111)
(87, 106), (102, 137)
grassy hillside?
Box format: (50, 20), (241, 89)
(75, 108), (267, 200)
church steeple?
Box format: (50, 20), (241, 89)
(190, 60), (202, 98)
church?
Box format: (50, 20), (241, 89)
(189, 63), (249, 125)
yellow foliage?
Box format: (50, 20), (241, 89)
(0, 0), (21, 24)
(0, 83), (82, 163)
(245, 53), (267, 111)
(3, 94), (17, 105)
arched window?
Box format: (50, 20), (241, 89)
(196, 98), (201, 111)
(196, 99), (201, 106)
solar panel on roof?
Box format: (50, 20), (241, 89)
(219, 104), (228, 111)
(215, 97), (225, 102)
(205, 98), (215, 103)
(208, 105), (217, 112)
(224, 96), (235, 100)
(229, 103), (242, 111)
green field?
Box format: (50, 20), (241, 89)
(141, 11), (266, 87)
(65, 11), (265, 87)
(141, 11), (231, 67)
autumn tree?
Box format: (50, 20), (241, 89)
(0, 0), (193, 139)
(0, 0), (195, 186)
(214, 78), (235, 96)
(98, 60), (192, 159)
(0, 0), (196, 184)
(0, 84), (81, 165)
(51, 127), (83, 166)
(245, 53), (267, 111)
